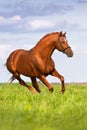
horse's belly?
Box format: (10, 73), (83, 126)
(17, 63), (38, 77)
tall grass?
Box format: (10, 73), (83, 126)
(0, 83), (87, 130)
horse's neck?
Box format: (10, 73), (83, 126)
(33, 33), (58, 59)
(34, 40), (56, 59)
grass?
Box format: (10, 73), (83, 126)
(0, 82), (87, 130)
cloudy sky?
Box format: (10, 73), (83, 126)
(0, 0), (87, 83)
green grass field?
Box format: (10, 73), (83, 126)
(0, 83), (87, 130)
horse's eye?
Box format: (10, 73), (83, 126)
(61, 41), (64, 44)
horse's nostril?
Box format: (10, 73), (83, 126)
(71, 51), (74, 57)
(69, 52), (73, 57)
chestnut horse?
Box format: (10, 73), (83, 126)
(6, 31), (73, 93)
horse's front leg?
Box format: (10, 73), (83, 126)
(38, 75), (53, 92)
(51, 69), (65, 93)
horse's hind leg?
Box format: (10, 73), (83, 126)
(31, 77), (41, 93)
(11, 73), (35, 93)
(51, 69), (65, 93)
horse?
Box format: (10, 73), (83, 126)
(6, 31), (73, 93)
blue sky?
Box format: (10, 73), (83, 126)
(0, 0), (87, 83)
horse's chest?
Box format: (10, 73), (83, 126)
(33, 57), (55, 75)
(44, 60), (55, 74)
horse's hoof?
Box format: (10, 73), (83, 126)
(31, 89), (37, 94)
(29, 87), (36, 94)
(37, 89), (41, 93)
(59, 90), (65, 94)
(61, 90), (65, 94)
(49, 87), (53, 92)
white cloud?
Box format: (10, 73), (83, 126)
(28, 19), (55, 29)
(10, 15), (22, 23)
(0, 16), (55, 32)
(0, 15), (22, 25)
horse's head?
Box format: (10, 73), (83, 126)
(56, 31), (73, 57)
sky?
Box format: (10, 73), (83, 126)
(0, 0), (87, 83)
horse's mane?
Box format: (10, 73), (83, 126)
(37, 32), (59, 44)
(41, 32), (59, 40)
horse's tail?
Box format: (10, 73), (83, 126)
(9, 75), (16, 83)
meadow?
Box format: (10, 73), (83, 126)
(0, 82), (87, 130)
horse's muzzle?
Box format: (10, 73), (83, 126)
(65, 48), (74, 57)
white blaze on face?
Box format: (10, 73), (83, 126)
(64, 38), (68, 42)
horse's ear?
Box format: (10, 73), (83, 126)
(63, 32), (66, 37)
(59, 31), (62, 36)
